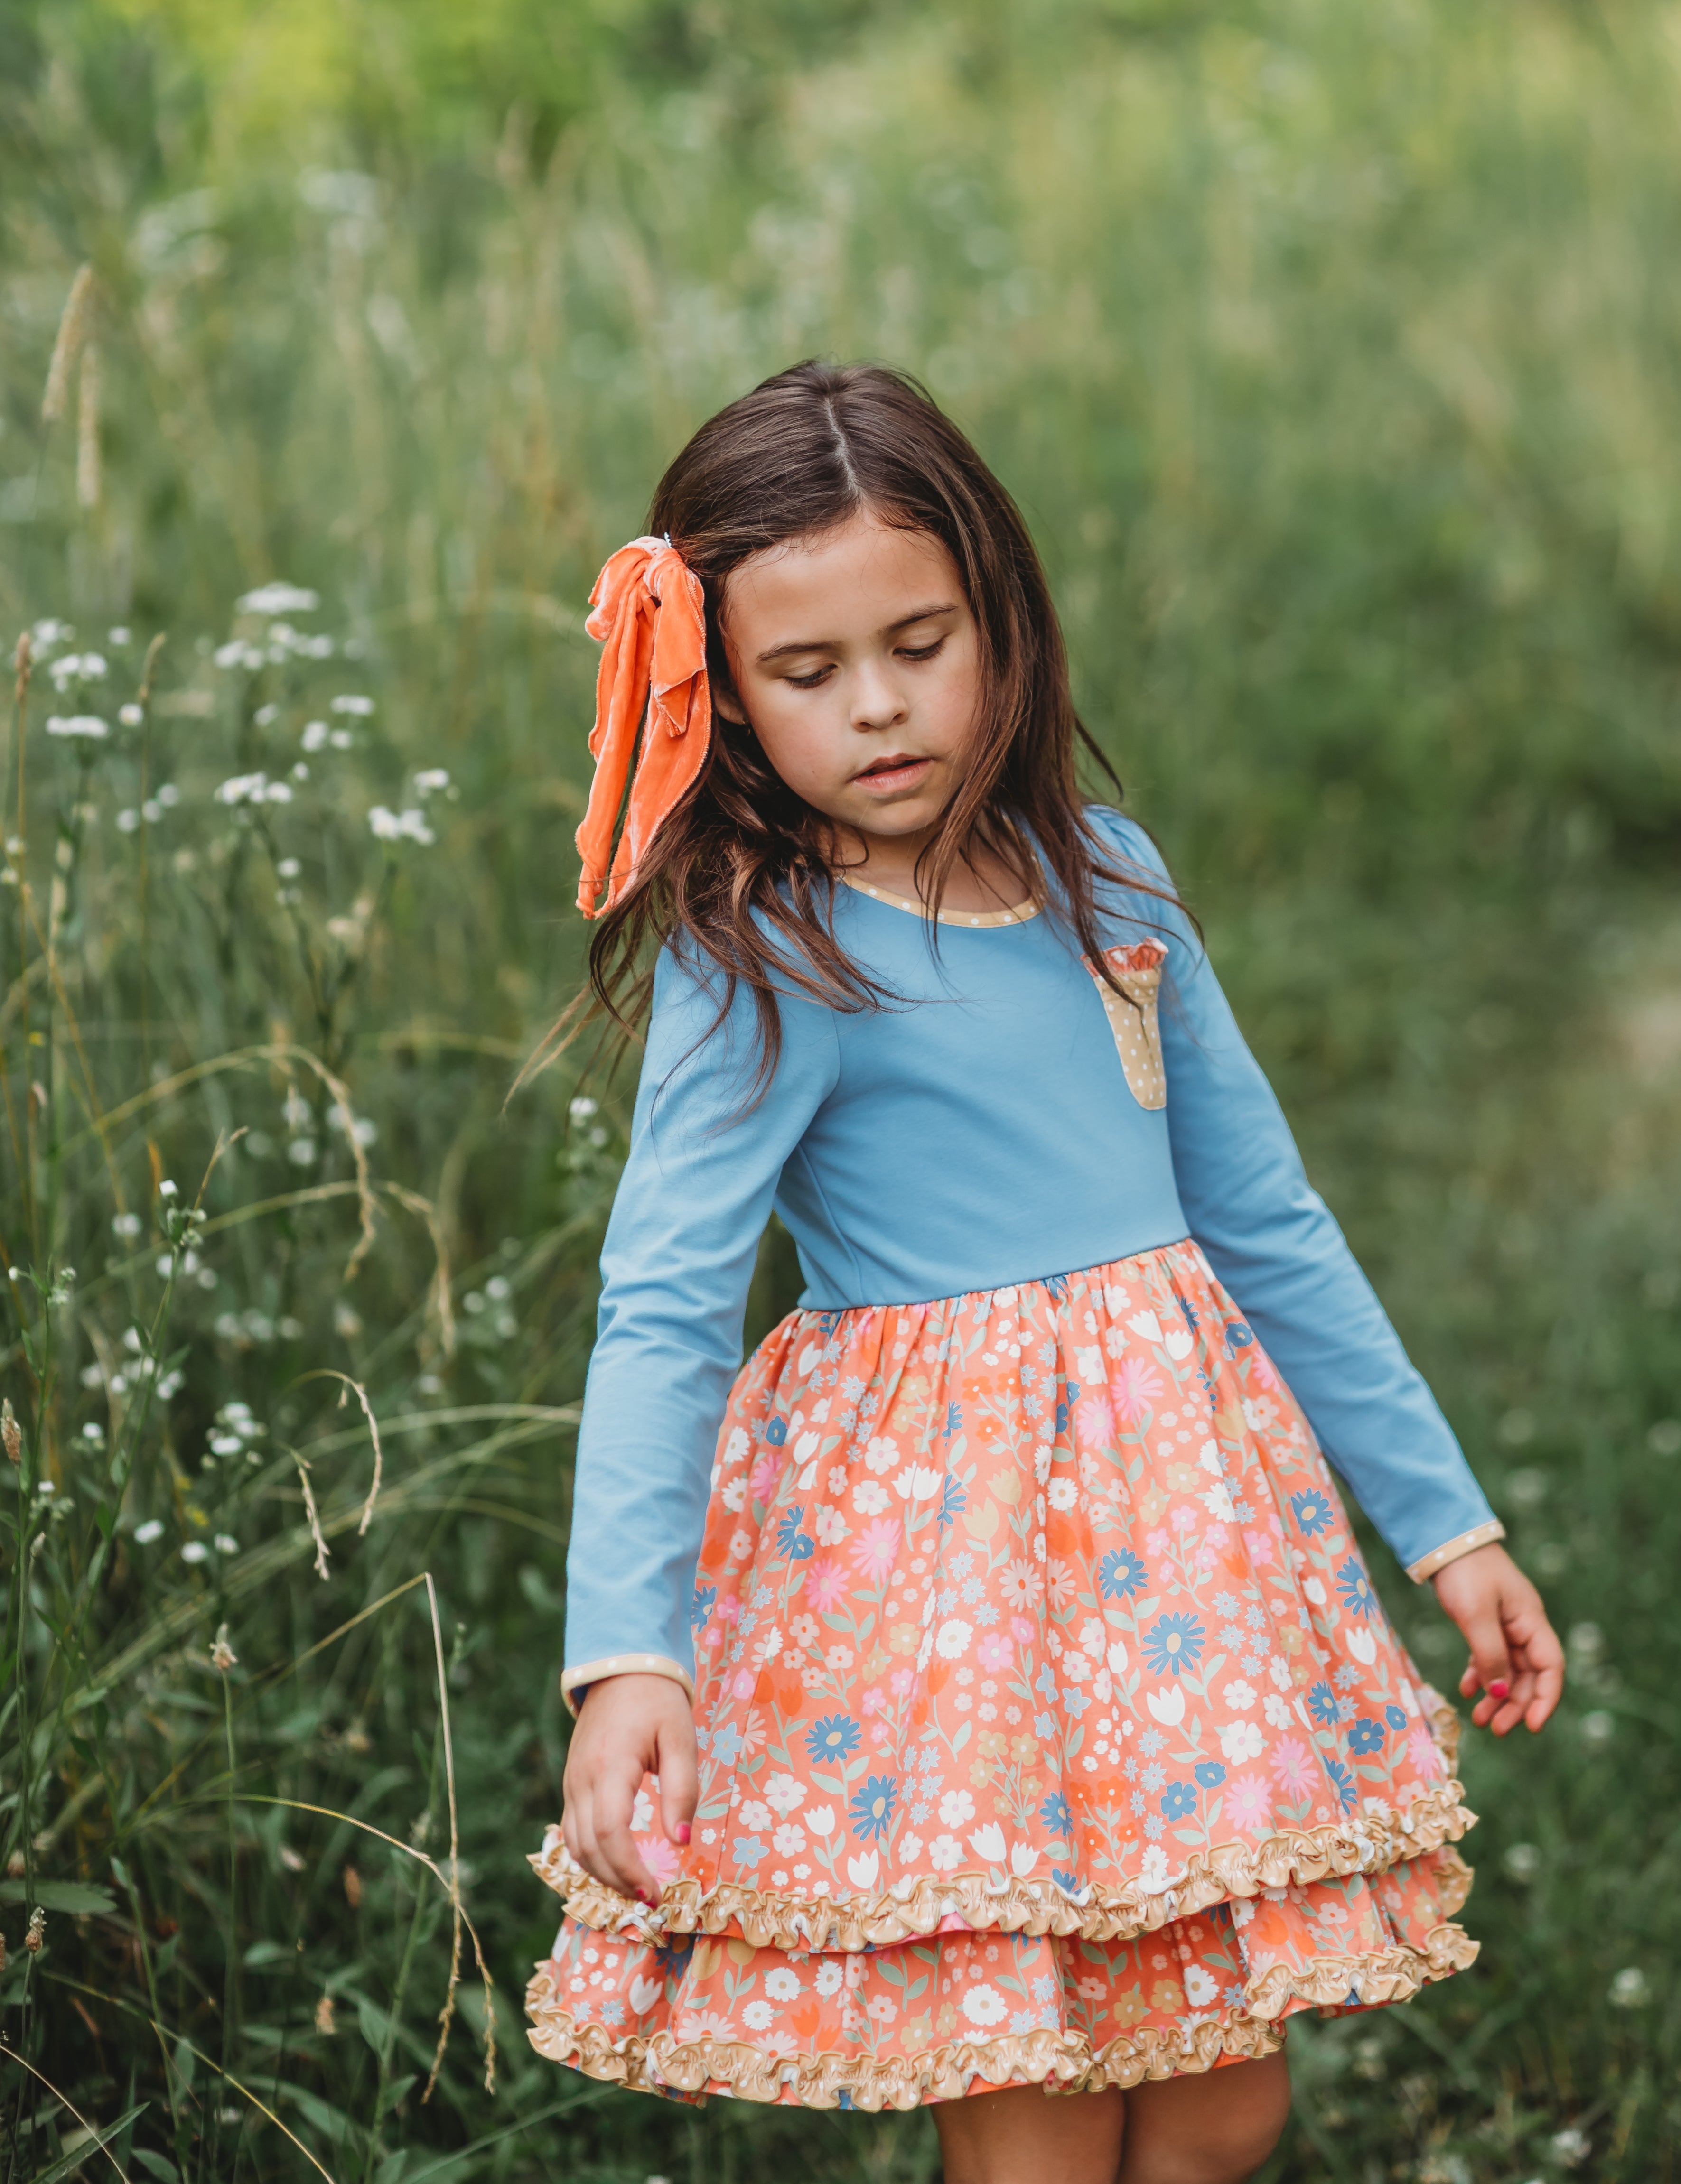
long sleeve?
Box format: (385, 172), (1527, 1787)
(562, 944), (840, 1701)
(1093, 809), (1501, 1580)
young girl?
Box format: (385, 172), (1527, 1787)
(525, 361), (1564, 2183)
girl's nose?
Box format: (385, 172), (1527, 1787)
(850, 659), (906, 732)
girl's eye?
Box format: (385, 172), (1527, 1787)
(785, 666), (832, 690)
(898, 639), (946, 663)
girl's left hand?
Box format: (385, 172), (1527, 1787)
(1431, 1541), (1564, 1734)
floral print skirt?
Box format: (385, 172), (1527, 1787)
(526, 1239), (1479, 2110)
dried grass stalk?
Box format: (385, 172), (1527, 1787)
(42, 264), (95, 425)
(77, 341), (101, 509)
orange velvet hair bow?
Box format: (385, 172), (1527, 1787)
(575, 534), (711, 919)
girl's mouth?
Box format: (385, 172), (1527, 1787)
(853, 755), (933, 793)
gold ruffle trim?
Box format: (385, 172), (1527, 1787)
(524, 1919), (1478, 2110)
(535, 1775), (1476, 1954)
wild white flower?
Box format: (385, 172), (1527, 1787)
(112, 1212), (141, 1238)
(413, 768), (450, 795)
(291, 762), (308, 781)
(132, 1519), (164, 1544)
(216, 771), (268, 806)
(31, 618), (72, 649)
(569, 1095), (598, 1123)
(238, 582), (319, 617)
(301, 719), (329, 752)
(109, 626), (131, 645)
(157, 783), (179, 806)
(277, 857), (301, 879)
(214, 1534), (240, 1555)
(117, 809), (140, 833)
(214, 639), (265, 671)
(48, 651), (107, 688)
(299, 633), (335, 659)
(331, 694), (374, 716)
(330, 728), (353, 749)
(368, 805), (433, 845)
(288, 1139), (317, 1166)
(181, 1541), (209, 1564)
(46, 714), (110, 739)
(140, 799), (161, 823)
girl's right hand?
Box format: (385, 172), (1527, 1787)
(562, 1672), (698, 1905)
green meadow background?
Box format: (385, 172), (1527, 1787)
(1, 0), (1679, 2176)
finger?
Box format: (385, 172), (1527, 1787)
(1518, 1617), (1567, 1731)
(658, 1721), (700, 1851)
(593, 1764), (658, 1905)
(1458, 1607), (1513, 1721)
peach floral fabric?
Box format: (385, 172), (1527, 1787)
(528, 1240), (1479, 2108)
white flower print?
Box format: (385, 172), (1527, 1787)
(729, 1528), (752, 1560)
(814, 1961), (844, 1995)
(1062, 1651), (1090, 1685)
(1075, 1346), (1102, 1383)
(813, 1505), (850, 1545)
(630, 1789), (654, 1832)
(1219, 1719), (1265, 1764)
(763, 1773), (806, 1815)
(1198, 1482), (1238, 1521)
(852, 1478), (890, 1515)
(968, 1822), (1006, 1863)
(754, 1626), (783, 1664)
(864, 1435), (898, 1475)
(1184, 1965), (1218, 2007)
(928, 1833), (963, 1871)
(805, 1804), (836, 1836)
(1198, 1439), (1223, 1475)
(1269, 1656), (1293, 1691)
(1138, 1844), (1172, 1892)
(1223, 1679), (1257, 1711)
(1263, 1693), (1294, 1729)
(772, 1824), (806, 1856)
(827, 1466), (848, 1495)
(1302, 1576), (1327, 1606)
(899, 1833), (923, 1860)
(938, 1789), (975, 1828)
(1047, 1477), (1078, 1511)
(1127, 1310), (1164, 1344)
(738, 1801), (775, 1831)
(724, 1427), (750, 1465)
(721, 1477), (747, 1512)
(1080, 1618), (1105, 1654)
(961, 1983), (1008, 2026)
(893, 1463), (943, 1502)
(847, 1849), (879, 1889)
(741, 1999), (774, 2031)
(1106, 1638), (1129, 1674)
(935, 1618), (972, 1660)
(764, 1967), (802, 2000)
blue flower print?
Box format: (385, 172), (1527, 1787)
(1384, 1703), (1408, 1732)
(1055, 1384), (1076, 1434)
(775, 1505), (815, 1560)
(1291, 1489), (1334, 1537)
(1335, 1556), (1375, 1619)
(1160, 1781), (1195, 1819)
(1099, 1548), (1148, 1602)
(1040, 1792), (1074, 1837)
(1142, 1613), (1206, 1679)
(1307, 1680), (1342, 1727)
(1177, 1294), (1200, 1335)
(1035, 1662), (1059, 1701)
(1052, 1868), (1081, 1894)
(1348, 1716), (1386, 1756)
(1194, 1761), (1227, 1789)
(942, 1401), (962, 1440)
(938, 1474), (968, 1528)
(1323, 1759), (1359, 1815)
(709, 1723), (744, 1768)
(849, 1775), (898, 1840)
(734, 1835), (768, 1868)
(1223, 1321), (1254, 1356)
(690, 1584), (716, 1635)
(764, 1416), (787, 1446)
(806, 1714), (861, 1764)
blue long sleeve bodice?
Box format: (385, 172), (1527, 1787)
(562, 809), (1497, 1687)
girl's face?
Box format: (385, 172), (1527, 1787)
(716, 509), (983, 850)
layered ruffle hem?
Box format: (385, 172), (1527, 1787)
(528, 1241), (1480, 2110)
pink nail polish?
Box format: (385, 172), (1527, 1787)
(674, 1822), (691, 1846)
(1489, 1680), (1510, 1700)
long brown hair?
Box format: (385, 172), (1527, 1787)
(531, 359), (1187, 1095)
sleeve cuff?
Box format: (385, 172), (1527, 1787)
(560, 1652), (695, 1718)
(1406, 1519), (1506, 1584)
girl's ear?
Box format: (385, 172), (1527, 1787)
(712, 677), (750, 730)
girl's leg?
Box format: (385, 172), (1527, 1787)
(1117, 2050), (1292, 2184)
(933, 2084), (1126, 2184)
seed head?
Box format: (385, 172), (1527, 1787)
(342, 1865), (362, 1909)
(210, 1624), (238, 1673)
(2, 1400), (20, 1464)
(314, 1994), (337, 2036)
(25, 1906), (46, 1952)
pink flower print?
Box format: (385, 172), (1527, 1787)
(1046, 1560), (1078, 1611)
(1242, 1527), (1275, 1570)
(729, 1667), (755, 1701)
(1112, 1356), (1165, 1424)
(1171, 1505), (1197, 1535)
(1226, 1771), (1272, 1829)
(640, 1833), (682, 1883)
(750, 1451), (780, 1501)
(1204, 1522), (1230, 1550)
(1406, 1726), (1443, 1780)
(890, 1666), (914, 1695)
(1001, 1561), (1041, 1609)
(1271, 1737), (1315, 1794)
(1250, 1350), (1279, 1392)
(716, 1593), (741, 1625)
(804, 1558), (846, 1612)
(850, 1517), (901, 1582)
(1076, 1394), (1116, 1446)
(977, 1631), (1012, 1673)
(1010, 1615), (1035, 1644)
(1146, 1527), (1170, 1557)
(861, 1686), (887, 1717)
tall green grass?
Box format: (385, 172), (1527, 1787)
(1, 0), (1680, 2176)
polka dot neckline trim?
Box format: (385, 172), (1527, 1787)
(837, 872), (1041, 927)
